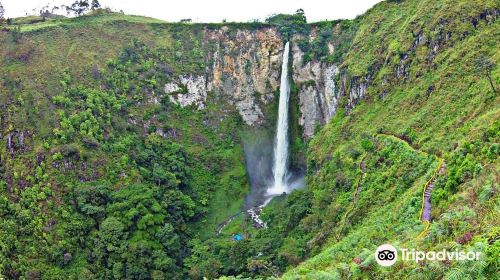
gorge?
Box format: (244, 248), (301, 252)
(0, 0), (498, 279)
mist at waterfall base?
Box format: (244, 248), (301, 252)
(243, 42), (305, 211)
(242, 135), (305, 210)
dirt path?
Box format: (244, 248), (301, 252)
(215, 211), (242, 235)
(215, 206), (267, 236)
(336, 156), (367, 239)
(375, 133), (446, 239)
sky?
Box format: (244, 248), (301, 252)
(2, 0), (382, 23)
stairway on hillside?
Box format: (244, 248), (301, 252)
(421, 161), (446, 221)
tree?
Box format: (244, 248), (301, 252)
(39, 4), (53, 20)
(295, 8), (306, 22)
(74, 184), (111, 222)
(155, 223), (180, 254)
(265, 10), (309, 38)
(474, 54), (497, 93)
(66, 0), (100, 16)
(66, 1), (88, 16)
(91, 0), (101, 10)
(39, 9), (50, 20)
(185, 239), (222, 279)
(0, 1), (5, 22)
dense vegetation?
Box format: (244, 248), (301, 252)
(0, 17), (247, 278)
(281, 0), (500, 278)
(265, 9), (308, 39)
(0, 0), (498, 279)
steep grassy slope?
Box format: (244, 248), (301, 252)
(280, 0), (499, 278)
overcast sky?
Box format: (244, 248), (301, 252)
(2, 0), (382, 22)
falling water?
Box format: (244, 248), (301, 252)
(267, 42), (290, 195)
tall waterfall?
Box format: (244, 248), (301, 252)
(268, 42), (290, 195)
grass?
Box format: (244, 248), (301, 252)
(280, 0), (499, 277)
(195, 145), (249, 240)
(6, 12), (166, 32)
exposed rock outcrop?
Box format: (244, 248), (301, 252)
(291, 40), (339, 137)
(342, 75), (370, 112)
(163, 27), (284, 126)
(162, 25), (352, 138)
(165, 75), (207, 109)
(5, 130), (31, 158)
(205, 27), (283, 125)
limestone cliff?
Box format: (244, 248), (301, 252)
(163, 25), (349, 138)
(205, 27), (283, 125)
(291, 30), (340, 138)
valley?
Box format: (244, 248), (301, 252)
(0, 0), (498, 279)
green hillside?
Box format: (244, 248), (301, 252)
(0, 11), (252, 279)
(0, 0), (498, 279)
(284, 0), (500, 278)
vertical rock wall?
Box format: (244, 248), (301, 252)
(291, 40), (339, 137)
(163, 25), (349, 138)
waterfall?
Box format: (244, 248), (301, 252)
(268, 42), (290, 195)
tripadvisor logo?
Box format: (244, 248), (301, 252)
(374, 244), (482, 267)
(375, 244), (397, 266)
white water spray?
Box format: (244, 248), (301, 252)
(268, 42), (290, 195)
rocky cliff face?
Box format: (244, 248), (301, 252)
(163, 25), (344, 138)
(164, 27), (283, 125)
(291, 36), (339, 138)
(204, 27), (284, 125)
